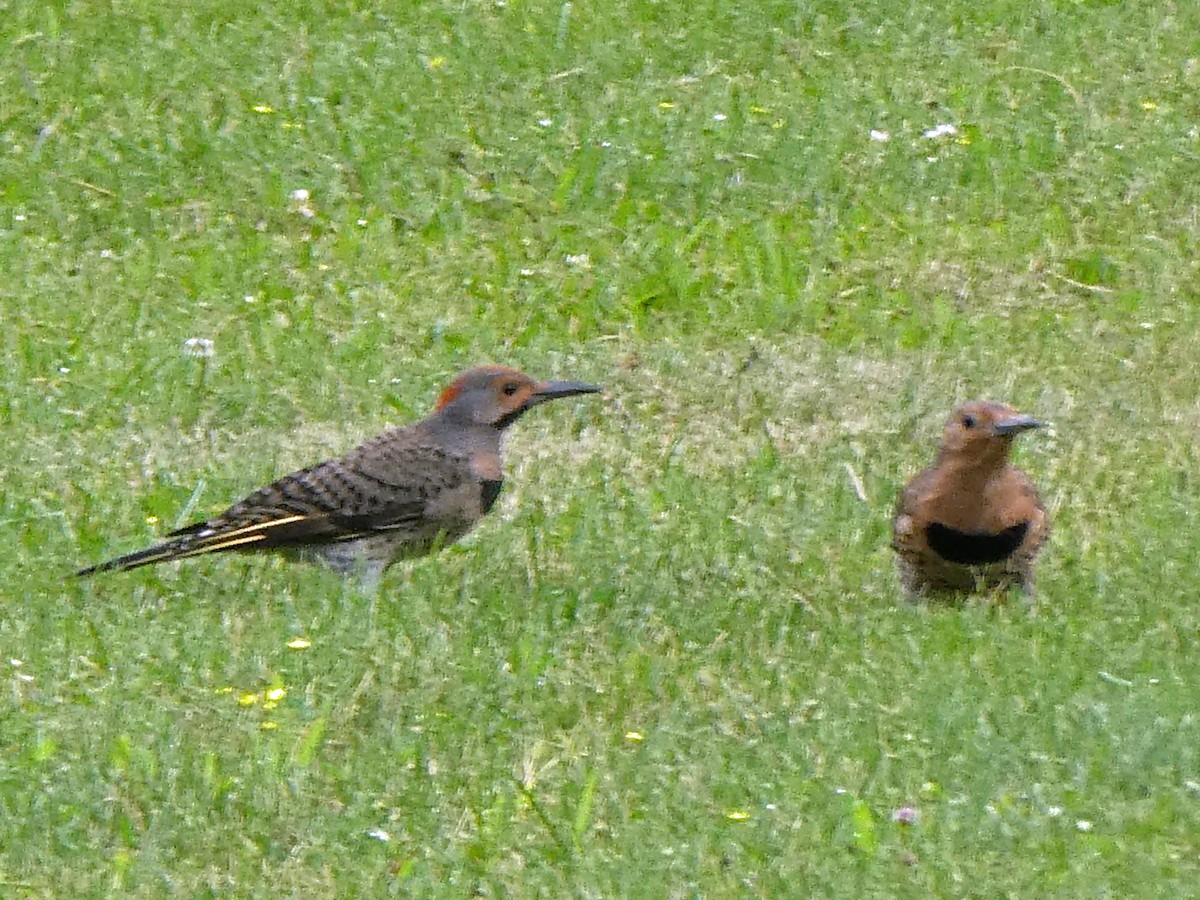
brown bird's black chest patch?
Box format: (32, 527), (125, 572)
(925, 521), (1030, 565)
(481, 479), (504, 514)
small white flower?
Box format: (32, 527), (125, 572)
(289, 189), (315, 218)
(537, 117), (553, 127)
(357, 218), (368, 226)
(244, 295), (257, 303)
(58, 367), (70, 374)
(922, 123), (958, 139)
(99, 249), (116, 259)
(1047, 806), (1063, 818)
(600, 140), (612, 148)
(1076, 820), (1093, 832)
(366, 828), (390, 842)
(14, 214), (27, 222)
(183, 337), (215, 358)
(869, 129), (890, 142)
(712, 113), (728, 122)
(9, 659), (22, 667)
(564, 253), (591, 269)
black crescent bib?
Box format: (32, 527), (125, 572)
(925, 521), (1030, 565)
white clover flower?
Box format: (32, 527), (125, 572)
(869, 129), (890, 142)
(183, 337), (215, 358)
(922, 123), (958, 139)
(289, 189), (315, 218)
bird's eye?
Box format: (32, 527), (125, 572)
(961, 414), (976, 429)
(502, 382), (520, 396)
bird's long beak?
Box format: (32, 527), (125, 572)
(994, 414), (1043, 435)
(528, 380), (602, 406)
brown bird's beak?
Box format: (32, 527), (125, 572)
(993, 414), (1043, 435)
(528, 380), (602, 406)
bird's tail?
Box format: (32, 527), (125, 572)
(75, 514), (326, 577)
(75, 536), (200, 577)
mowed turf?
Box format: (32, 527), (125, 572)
(3, 0), (1200, 894)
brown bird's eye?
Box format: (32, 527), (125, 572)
(961, 414), (976, 429)
(502, 382), (520, 396)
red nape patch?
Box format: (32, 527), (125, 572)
(435, 379), (467, 411)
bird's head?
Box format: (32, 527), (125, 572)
(938, 401), (1043, 464)
(434, 366), (601, 429)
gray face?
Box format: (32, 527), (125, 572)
(434, 368), (600, 430)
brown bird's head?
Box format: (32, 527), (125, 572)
(937, 401), (1043, 466)
(433, 366), (601, 429)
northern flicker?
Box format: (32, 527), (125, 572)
(77, 366), (600, 584)
(891, 401), (1048, 600)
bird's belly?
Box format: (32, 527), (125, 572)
(293, 522), (475, 576)
(924, 521), (1030, 565)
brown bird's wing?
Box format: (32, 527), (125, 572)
(77, 441), (473, 576)
(890, 465), (935, 553)
(1003, 467), (1049, 578)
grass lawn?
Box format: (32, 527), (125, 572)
(3, 0), (1200, 894)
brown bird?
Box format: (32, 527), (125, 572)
(77, 366), (600, 586)
(892, 401), (1048, 600)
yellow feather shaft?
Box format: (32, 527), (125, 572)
(174, 532), (270, 558)
(198, 514), (309, 542)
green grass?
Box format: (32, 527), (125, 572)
(4, 0), (1200, 894)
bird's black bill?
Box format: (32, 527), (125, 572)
(530, 380), (602, 404)
(993, 415), (1043, 435)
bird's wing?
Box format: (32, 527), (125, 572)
(891, 466), (936, 552)
(1005, 469), (1049, 557)
(183, 444), (471, 548)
